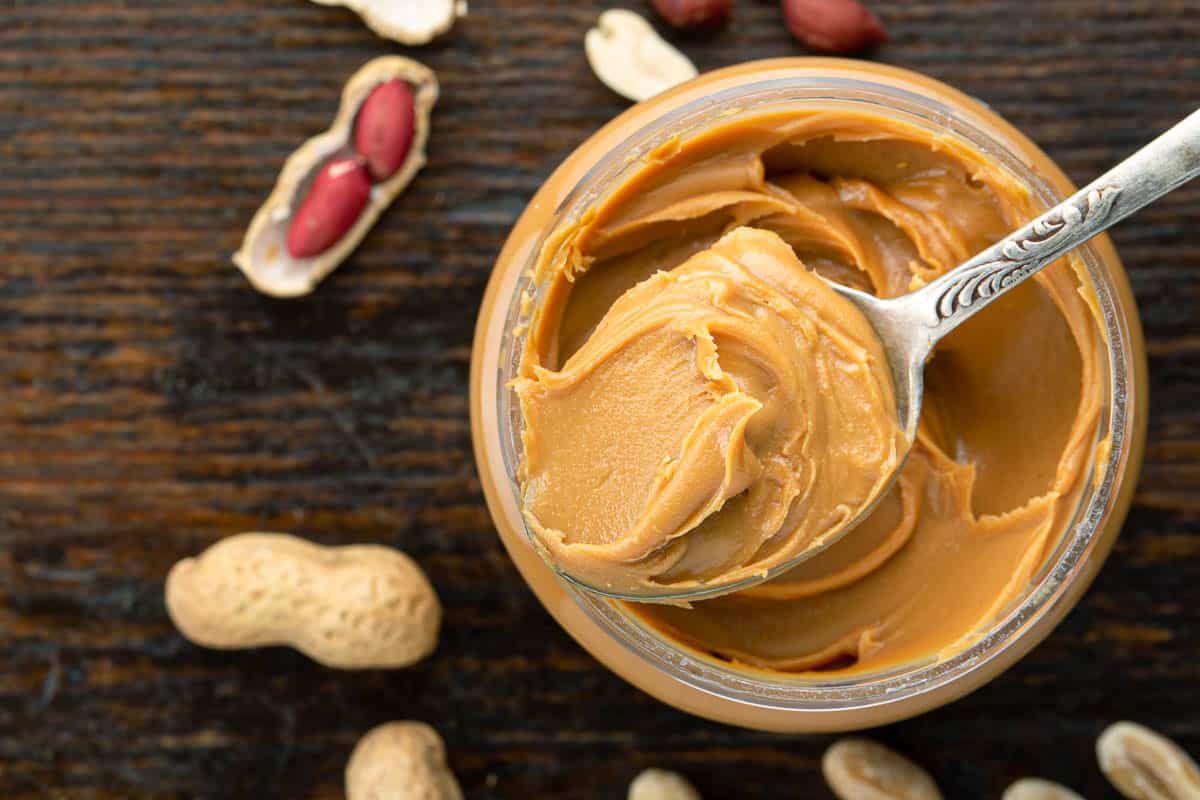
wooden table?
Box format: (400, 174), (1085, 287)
(2, 1), (1198, 797)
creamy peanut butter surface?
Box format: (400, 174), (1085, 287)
(516, 225), (903, 594)
(516, 108), (1103, 674)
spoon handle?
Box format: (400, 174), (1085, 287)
(913, 108), (1200, 345)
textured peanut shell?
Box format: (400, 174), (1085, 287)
(585, 9), (698, 102)
(1003, 778), (1088, 800)
(822, 739), (944, 800)
(310, 0), (465, 46)
(628, 768), (702, 800)
(232, 56), (438, 298)
(345, 722), (463, 800)
(1097, 722), (1200, 800)
(165, 533), (440, 669)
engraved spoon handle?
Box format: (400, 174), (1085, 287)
(908, 108), (1200, 352)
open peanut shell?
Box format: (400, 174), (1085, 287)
(233, 56), (438, 298)
(310, 0), (466, 46)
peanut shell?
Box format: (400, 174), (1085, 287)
(1097, 721), (1200, 800)
(822, 738), (943, 800)
(585, 9), (698, 102)
(1003, 778), (1088, 800)
(628, 768), (702, 800)
(165, 532), (440, 669)
(232, 56), (437, 298)
(311, 0), (466, 45)
(345, 722), (463, 800)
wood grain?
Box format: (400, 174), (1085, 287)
(1, 1), (1198, 797)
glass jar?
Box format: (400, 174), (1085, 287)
(470, 59), (1147, 732)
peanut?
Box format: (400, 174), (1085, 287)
(286, 158), (372, 258)
(822, 738), (943, 800)
(233, 56), (437, 298)
(309, 0), (466, 46)
(781, 0), (888, 54)
(650, 0), (731, 29)
(165, 533), (440, 669)
(585, 9), (698, 103)
(345, 722), (463, 800)
(1097, 721), (1200, 800)
(355, 79), (416, 181)
(629, 768), (702, 800)
(1003, 778), (1088, 800)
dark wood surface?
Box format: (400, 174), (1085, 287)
(2, 1), (1199, 797)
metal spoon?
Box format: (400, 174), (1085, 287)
(584, 108), (1200, 604)
(839, 108), (1199, 454)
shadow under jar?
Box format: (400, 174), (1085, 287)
(470, 59), (1147, 733)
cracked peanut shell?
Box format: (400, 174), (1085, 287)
(232, 56), (437, 298)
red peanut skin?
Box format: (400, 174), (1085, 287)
(285, 158), (372, 259)
(650, 0), (731, 29)
(781, 0), (888, 53)
(354, 80), (416, 182)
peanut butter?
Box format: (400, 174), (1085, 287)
(515, 107), (1105, 675)
(517, 224), (903, 595)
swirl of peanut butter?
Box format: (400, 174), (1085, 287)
(517, 108), (1103, 673)
(516, 226), (902, 594)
